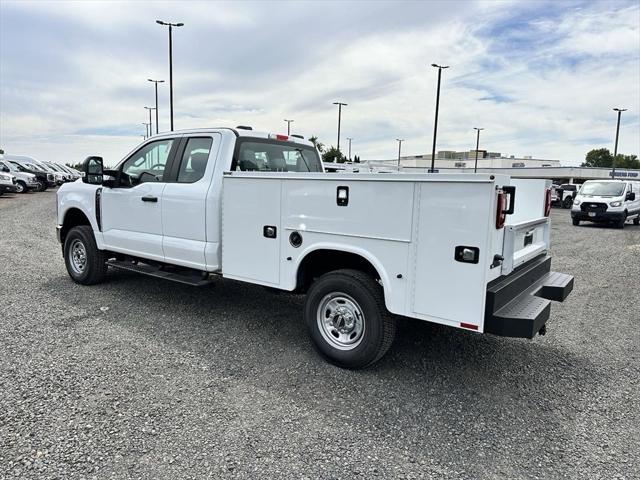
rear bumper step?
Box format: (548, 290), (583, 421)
(484, 255), (573, 339)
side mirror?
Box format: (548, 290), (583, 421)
(627, 192), (636, 201)
(82, 156), (103, 185)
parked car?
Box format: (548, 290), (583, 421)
(0, 160), (40, 193)
(552, 183), (579, 208)
(571, 180), (640, 228)
(44, 161), (74, 182)
(0, 171), (18, 195)
(5, 159), (54, 191)
(56, 128), (573, 369)
(56, 163), (82, 181)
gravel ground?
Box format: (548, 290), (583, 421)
(1, 190), (639, 480)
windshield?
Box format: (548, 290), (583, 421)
(46, 163), (64, 172)
(8, 161), (28, 172)
(580, 182), (625, 197)
(235, 140), (322, 172)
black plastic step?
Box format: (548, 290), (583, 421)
(537, 271), (574, 302)
(107, 260), (213, 286)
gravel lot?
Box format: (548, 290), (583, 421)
(1, 190), (638, 480)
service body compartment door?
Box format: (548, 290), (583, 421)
(411, 181), (492, 328)
(222, 177), (282, 286)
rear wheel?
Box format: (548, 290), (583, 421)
(304, 269), (396, 369)
(572, 217), (580, 226)
(634, 215), (640, 226)
(64, 225), (108, 285)
(15, 181), (27, 194)
(563, 197), (573, 209)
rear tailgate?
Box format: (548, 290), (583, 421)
(501, 179), (551, 275)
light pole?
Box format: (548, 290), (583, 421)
(144, 107), (155, 137)
(612, 108), (627, 178)
(396, 138), (404, 168)
(156, 20), (184, 131)
(333, 102), (347, 153)
(430, 63), (449, 173)
(284, 119), (294, 135)
(473, 127), (484, 173)
(148, 78), (164, 134)
(346, 137), (353, 161)
(142, 122), (150, 139)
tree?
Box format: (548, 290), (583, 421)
(308, 135), (325, 154)
(582, 148), (640, 169)
(0, 147), (4, 155)
(353, 155), (360, 163)
(322, 146), (347, 163)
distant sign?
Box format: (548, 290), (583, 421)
(610, 170), (639, 178)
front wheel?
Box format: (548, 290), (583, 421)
(64, 225), (108, 285)
(634, 215), (640, 226)
(304, 269), (396, 369)
(616, 214), (627, 229)
(572, 217), (580, 226)
(15, 181), (27, 194)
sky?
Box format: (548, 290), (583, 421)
(0, 0), (639, 166)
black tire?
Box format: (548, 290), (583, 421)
(304, 269), (396, 369)
(572, 217), (580, 226)
(616, 213), (627, 229)
(63, 225), (108, 285)
(634, 215), (640, 226)
(562, 197), (573, 209)
(15, 181), (27, 194)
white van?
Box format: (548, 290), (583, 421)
(571, 180), (640, 228)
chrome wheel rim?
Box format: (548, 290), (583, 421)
(69, 239), (87, 274)
(16, 183), (25, 193)
(317, 292), (365, 350)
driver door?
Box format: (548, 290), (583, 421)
(101, 137), (179, 261)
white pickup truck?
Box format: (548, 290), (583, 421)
(56, 128), (573, 368)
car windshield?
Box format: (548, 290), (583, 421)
(8, 161), (28, 172)
(580, 182), (625, 197)
(235, 140), (322, 172)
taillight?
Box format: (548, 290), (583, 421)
(496, 192), (507, 229)
(544, 188), (551, 217)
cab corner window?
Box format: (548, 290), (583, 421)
(121, 139), (174, 186)
(177, 137), (213, 183)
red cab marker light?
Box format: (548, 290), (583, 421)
(276, 134), (288, 141)
(460, 322), (478, 330)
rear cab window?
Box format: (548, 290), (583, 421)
(234, 139), (322, 173)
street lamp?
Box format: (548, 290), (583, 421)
(148, 78), (164, 134)
(284, 119), (294, 135)
(396, 139), (404, 168)
(156, 20), (184, 131)
(612, 108), (627, 178)
(144, 107), (156, 137)
(473, 127), (484, 173)
(430, 63), (449, 173)
(333, 102), (347, 153)
(346, 137), (353, 161)
(142, 122), (150, 139)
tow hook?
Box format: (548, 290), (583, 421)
(538, 324), (547, 336)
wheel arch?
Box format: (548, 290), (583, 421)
(60, 207), (92, 245)
(294, 245), (392, 304)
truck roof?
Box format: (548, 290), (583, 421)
(154, 127), (313, 146)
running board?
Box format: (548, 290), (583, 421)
(106, 260), (213, 286)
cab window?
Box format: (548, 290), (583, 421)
(177, 137), (213, 183)
(121, 139), (174, 186)
(235, 140), (322, 172)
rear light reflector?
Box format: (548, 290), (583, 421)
(544, 188), (552, 217)
(460, 322), (478, 330)
(496, 192), (507, 229)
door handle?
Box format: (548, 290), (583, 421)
(141, 195), (158, 203)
